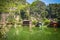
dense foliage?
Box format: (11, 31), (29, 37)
(0, 0), (60, 40)
(47, 4), (60, 18)
(0, 0), (60, 20)
(30, 0), (47, 19)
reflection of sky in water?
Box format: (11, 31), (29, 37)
(27, 0), (60, 5)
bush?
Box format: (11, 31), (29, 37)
(7, 15), (16, 24)
(0, 30), (2, 38)
(0, 26), (9, 38)
(32, 19), (37, 25)
(43, 18), (50, 25)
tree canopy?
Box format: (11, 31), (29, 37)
(0, 0), (26, 12)
(30, 0), (47, 19)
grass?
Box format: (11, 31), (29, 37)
(2, 26), (60, 40)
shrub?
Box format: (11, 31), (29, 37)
(32, 19), (37, 25)
(0, 26), (9, 38)
(7, 15), (16, 24)
(43, 18), (50, 25)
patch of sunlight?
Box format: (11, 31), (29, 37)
(16, 29), (19, 35)
(5, 27), (9, 32)
(14, 24), (17, 28)
(1, 27), (9, 35)
(18, 25), (22, 27)
(13, 29), (19, 36)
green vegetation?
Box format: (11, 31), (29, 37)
(43, 18), (50, 25)
(0, 0), (60, 40)
(1, 26), (60, 40)
(0, 0), (60, 20)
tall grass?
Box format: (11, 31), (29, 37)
(4, 26), (60, 40)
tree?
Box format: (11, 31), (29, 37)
(0, 0), (28, 23)
(48, 4), (60, 18)
(30, 0), (47, 20)
(0, 0), (26, 12)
